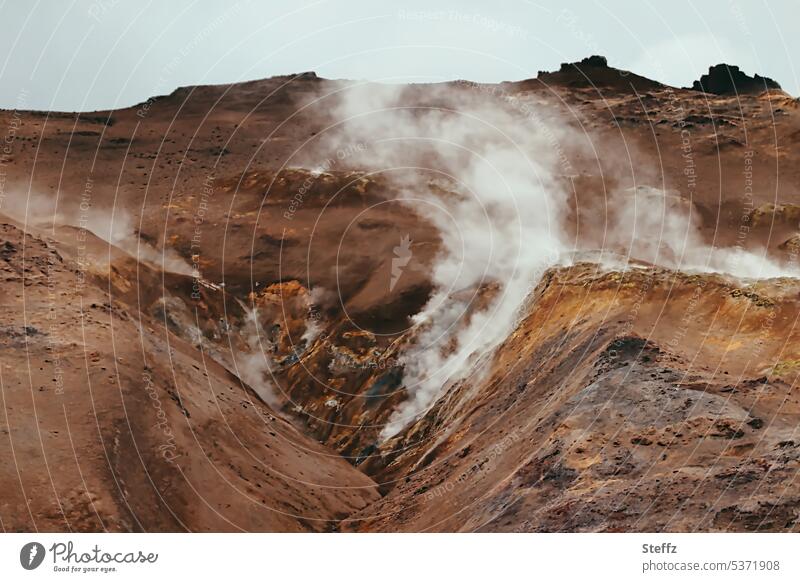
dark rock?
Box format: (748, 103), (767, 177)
(560, 55), (608, 72)
(712, 420), (745, 439)
(534, 55), (662, 93)
(692, 64), (781, 95)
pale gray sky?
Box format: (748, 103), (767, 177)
(0, 0), (797, 111)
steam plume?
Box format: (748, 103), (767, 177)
(0, 189), (192, 276)
(317, 83), (574, 439)
(320, 83), (800, 440)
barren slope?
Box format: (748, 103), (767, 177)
(0, 220), (378, 531)
(346, 263), (800, 531)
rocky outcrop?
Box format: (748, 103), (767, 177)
(692, 64), (781, 95)
(534, 55), (663, 92)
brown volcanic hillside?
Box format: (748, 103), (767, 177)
(0, 220), (378, 531)
(1, 57), (800, 531)
(346, 263), (800, 532)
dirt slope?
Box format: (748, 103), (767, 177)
(346, 263), (800, 531)
(0, 220), (378, 531)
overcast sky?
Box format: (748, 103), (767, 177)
(0, 0), (797, 111)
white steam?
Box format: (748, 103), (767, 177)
(0, 189), (192, 276)
(233, 302), (280, 407)
(321, 83), (800, 441)
(601, 186), (799, 279)
(318, 84), (575, 439)
(87, 207), (194, 276)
